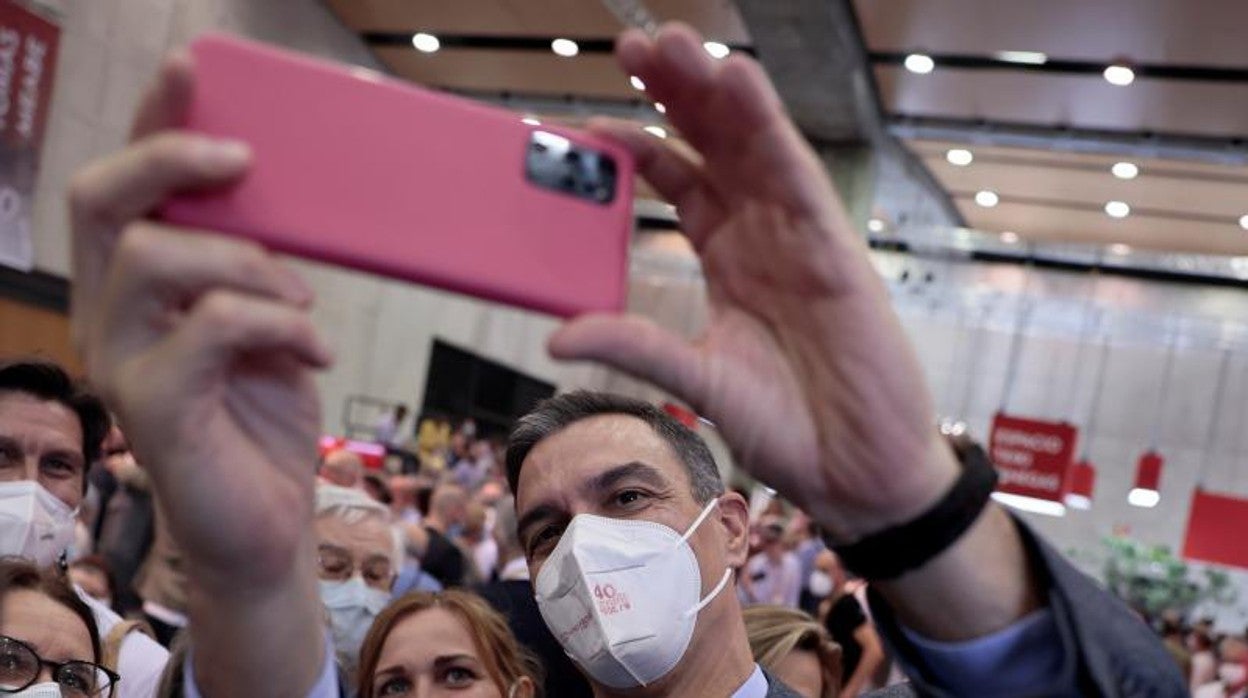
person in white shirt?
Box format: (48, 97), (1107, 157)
(742, 520), (803, 608)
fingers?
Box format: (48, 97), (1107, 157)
(70, 132), (250, 230)
(616, 23), (838, 220)
(587, 118), (725, 242)
(130, 51), (195, 139)
(549, 314), (707, 409)
(168, 290), (333, 378)
(94, 223), (314, 366)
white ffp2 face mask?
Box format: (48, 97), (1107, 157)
(807, 570), (834, 598)
(320, 575), (391, 684)
(3, 682), (63, 697)
(0, 481), (78, 567)
(534, 499), (732, 689)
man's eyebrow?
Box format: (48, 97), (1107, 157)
(587, 461), (669, 495)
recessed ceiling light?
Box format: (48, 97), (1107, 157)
(946, 148), (974, 166)
(703, 41), (730, 59)
(904, 53), (935, 74)
(654, 102), (666, 114)
(521, 116), (541, 126)
(1239, 214), (1248, 230)
(1112, 162), (1139, 180)
(644, 125), (667, 139)
(867, 218), (886, 233)
(1105, 200), (1131, 218)
(1000, 231), (1020, 244)
(1109, 243), (1132, 256)
(1103, 64), (1135, 86)
(630, 75), (646, 91)
(994, 50), (1048, 65)
(552, 38), (580, 58)
(975, 190), (999, 208)
(411, 32), (440, 53)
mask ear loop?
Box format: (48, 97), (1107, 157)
(679, 499), (721, 543)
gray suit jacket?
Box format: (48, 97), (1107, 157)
(865, 516), (1186, 697)
(762, 668), (803, 697)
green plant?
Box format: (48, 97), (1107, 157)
(1100, 537), (1237, 619)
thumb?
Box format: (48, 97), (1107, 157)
(549, 314), (707, 408)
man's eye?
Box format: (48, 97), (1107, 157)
(613, 490), (647, 507)
(41, 459), (76, 478)
(530, 525), (563, 554)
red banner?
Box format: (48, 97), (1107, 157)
(0, 1), (59, 270)
(1183, 489), (1248, 570)
(988, 413), (1078, 503)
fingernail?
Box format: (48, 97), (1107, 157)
(198, 138), (251, 170)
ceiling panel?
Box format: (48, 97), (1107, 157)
(908, 140), (1248, 180)
(957, 200), (1248, 256)
(854, 0), (1248, 68)
(876, 65), (1248, 139)
(925, 157), (1248, 220)
(324, 0), (749, 42)
(375, 47), (636, 99)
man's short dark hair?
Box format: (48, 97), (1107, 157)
(505, 391), (725, 503)
(0, 360), (110, 469)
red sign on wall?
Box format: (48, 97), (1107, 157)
(988, 413), (1078, 502)
(1182, 489), (1248, 570)
(0, 0), (60, 271)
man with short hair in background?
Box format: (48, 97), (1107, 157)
(0, 360), (168, 696)
(319, 449), (364, 489)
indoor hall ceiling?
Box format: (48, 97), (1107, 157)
(853, 0), (1248, 256)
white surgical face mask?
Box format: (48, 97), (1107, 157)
(0, 481), (78, 567)
(320, 576), (391, 684)
(808, 570), (834, 598)
(534, 499), (732, 689)
(3, 682), (63, 697)
(1220, 662), (1247, 684)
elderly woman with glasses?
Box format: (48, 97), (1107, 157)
(0, 558), (119, 697)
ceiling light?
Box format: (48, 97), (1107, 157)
(1103, 64), (1135, 86)
(1128, 488), (1160, 508)
(991, 492), (1066, 517)
(1109, 243), (1132, 256)
(521, 116), (541, 126)
(1239, 214), (1248, 230)
(1000, 231), (1019, 244)
(1111, 162), (1139, 180)
(411, 32), (440, 53)
(975, 190), (999, 208)
(644, 125), (667, 139)
(946, 148), (974, 166)
(867, 218), (885, 233)
(994, 50), (1048, 65)
(654, 102), (666, 114)
(904, 53), (935, 74)
(552, 38), (580, 58)
(1105, 200), (1131, 218)
(703, 41), (730, 59)
(630, 75), (646, 91)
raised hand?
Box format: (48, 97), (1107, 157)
(69, 52), (329, 696)
(551, 25), (959, 543)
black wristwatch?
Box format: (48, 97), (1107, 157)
(824, 439), (998, 581)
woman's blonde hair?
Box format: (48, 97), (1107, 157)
(356, 590), (543, 698)
(743, 605), (841, 698)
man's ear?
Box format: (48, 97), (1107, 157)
(716, 491), (751, 569)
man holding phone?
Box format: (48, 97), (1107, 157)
(69, 21), (1183, 698)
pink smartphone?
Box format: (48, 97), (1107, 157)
(161, 34), (634, 317)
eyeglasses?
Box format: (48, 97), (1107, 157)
(0, 635), (118, 697)
(317, 544), (393, 589)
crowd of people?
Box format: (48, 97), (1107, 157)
(0, 18), (1204, 698)
(1144, 613), (1248, 697)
